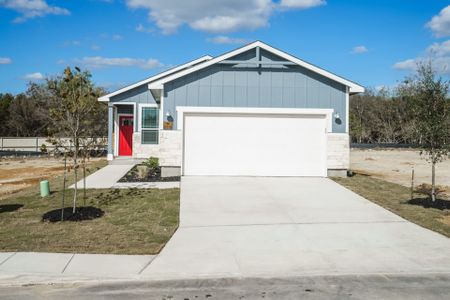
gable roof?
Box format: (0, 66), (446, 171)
(98, 55), (213, 102)
(147, 41), (365, 94)
(99, 41), (364, 102)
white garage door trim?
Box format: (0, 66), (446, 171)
(177, 107), (334, 177)
(177, 107), (333, 132)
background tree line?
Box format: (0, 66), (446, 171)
(350, 86), (449, 145)
(1, 67), (448, 147)
(0, 78), (107, 138)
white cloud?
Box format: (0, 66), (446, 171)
(279, 0), (325, 9)
(76, 56), (163, 69)
(427, 40), (450, 56)
(0, 0), (70, 23)
(394, 56), (450, 75)
(22, 72), (44, 80)
(136, 23), (154, 33)
(207, 35), (248, 45)
(0, 57), (12, 64)
(91, 44), (101, 51)
(427, 5), (450, 37)
(125, 0), (325, 34)
(393, 40), (450, 75)
(393, 59), (417, 71)
(351, 45), (368, 54)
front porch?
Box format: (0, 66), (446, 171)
(106, 102), (182, 167)
(107, 103), (137, 160)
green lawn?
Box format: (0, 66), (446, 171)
(333, 174), (450, 238)
(0, 160), (180, 254)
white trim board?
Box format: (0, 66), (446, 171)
(137, 103), (159, 132)
(99, 55), (213, 102)
(345, 86), (350, 133)
(112, 102), (136, 157)
(176, 107), (334, 133)
(149, 41), (364, 94)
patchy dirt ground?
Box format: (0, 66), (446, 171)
(2, 150), (448, 200)
(0, 157), (104, 200)
(351, 149), (450, 196)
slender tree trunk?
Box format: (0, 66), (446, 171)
(431, 161), (436, 202)
(72, 138), (78, 214)
(82, 150), (86, 206)
(61, 154), (67, 221)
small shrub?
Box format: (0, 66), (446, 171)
(144, 157), (159, 170)
(142, 157), (160, 178)
(40, 144), (47, 153)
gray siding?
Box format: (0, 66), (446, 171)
(110, 48), (348, 133)
(110, 84), (157, 104)
(164, 64), (347, 133)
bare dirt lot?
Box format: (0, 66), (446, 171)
(0, 157), (104, 200)
(351, 149), (450, 195)
(2, 150), (448, 199)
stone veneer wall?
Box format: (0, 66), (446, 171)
(133, 130), (182, 166)
(133, 130), (350, 171)
(327, 133), (350, 170)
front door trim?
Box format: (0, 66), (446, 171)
(118, 115), (134, 156)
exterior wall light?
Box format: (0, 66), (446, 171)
(164, 110), (174, 129)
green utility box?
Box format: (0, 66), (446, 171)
(40, 180), (50, 197)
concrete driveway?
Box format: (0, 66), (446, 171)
(142, 177), (450, 279)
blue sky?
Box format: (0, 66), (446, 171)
(1, 0), (450, 94)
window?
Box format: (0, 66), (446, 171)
(141, 107), (159, 144)
(121, 118), (133, 126)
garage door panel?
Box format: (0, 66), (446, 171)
(183, 113), (327, 177)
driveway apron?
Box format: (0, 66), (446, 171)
(142, 177), (450, 279)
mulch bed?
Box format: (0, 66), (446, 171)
(118, 165), (180, 183)
(407, 198), (450, 210)
(0, 204), (23, 213)
(42, 206), (104, 222)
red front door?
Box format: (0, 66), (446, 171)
(119, 116), (133, 156)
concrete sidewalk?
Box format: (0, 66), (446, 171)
(70, 164), (135, 189)
(0, 252), (155, 283)
(70, 158), (179, 189)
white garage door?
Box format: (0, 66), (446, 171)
(182, 112), (328, 177)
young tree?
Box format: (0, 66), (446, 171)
(400, 62), (450, 201)
(47, 67), (103, 213)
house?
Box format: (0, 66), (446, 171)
(99, 41), (364, 177)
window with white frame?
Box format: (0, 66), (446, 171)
(141, 107), (159, 144)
